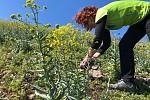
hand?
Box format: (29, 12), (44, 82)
(80, 47), (96, 69)
(80, 56), (89, 69)
(88, 47), (96, 57)
(92, 52), (101, 59)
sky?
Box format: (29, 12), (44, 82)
(0, 0), (149, 41)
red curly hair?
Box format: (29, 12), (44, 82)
(75, 6), (98, 31)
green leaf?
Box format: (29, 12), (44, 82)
(25, 13), (30, 17)
(32, 85), (48, 94)
(26, 0), (34, 4)
(43, 6), (48, 10)
(67, 96), (77, 100)
(25, 0), (34, 7)
(32, 4), (37, 9)
(55, 87), (67, 100)
(44, 24), (51, 28)
(55, 24), (59, 29)
(35, 90), (50, 99)
(17, 13), (22, 18)
(10, 14), (17, 19)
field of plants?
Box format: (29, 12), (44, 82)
(0, 0), (150, 100)
(0, 21), (150, 100)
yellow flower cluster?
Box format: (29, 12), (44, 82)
(46, 24), (94, 53)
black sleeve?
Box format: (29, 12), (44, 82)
(91, 15), (111, 54)
(97, 29), (111, 55)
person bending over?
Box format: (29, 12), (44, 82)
(75, 0), (150, 90)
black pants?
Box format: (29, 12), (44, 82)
(119, 14), (150, 82)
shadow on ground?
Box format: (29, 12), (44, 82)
(133, 77), (150, 95)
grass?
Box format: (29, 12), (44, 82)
(0, 21), (150, 99)
(0, 1), (150, 99)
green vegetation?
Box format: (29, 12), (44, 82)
(0, 0), (150, 99)
(0, 20), (150, 100)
